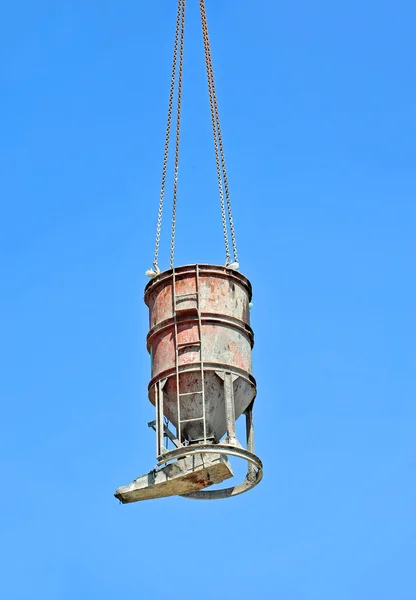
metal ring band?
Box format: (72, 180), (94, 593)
(156, 444), (263, 500)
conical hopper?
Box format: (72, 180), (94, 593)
(145, 265), (256, 443)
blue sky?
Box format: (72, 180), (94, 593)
(1, 1), (415, 598)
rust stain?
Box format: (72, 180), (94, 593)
(145, 265), (256, 441)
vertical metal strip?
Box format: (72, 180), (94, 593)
(224, 372), (237, 445)
(245, 402), (256, 480)
(172, 268), (182, 445)
(196, 265), (207, 442)
(157, 380), (164, 457)
(154, 383), (160, 458)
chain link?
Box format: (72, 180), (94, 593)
(199, 0), (231, 265)
(210, 57), (239, 264)
(152, 0), (238, 271)
(170, 0), (185, 269)
(200, 0), (238, 264)
(152, 0), (182, 271)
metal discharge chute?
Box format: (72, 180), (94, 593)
(115, 0), (263, 503)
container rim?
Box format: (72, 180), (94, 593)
(144, 263), (253, 304)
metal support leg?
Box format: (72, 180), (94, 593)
(154, 383), (160, 458)
(155, 379), (167, 459)
(224, 372), (237, 446)
(245, 402), (256, 482)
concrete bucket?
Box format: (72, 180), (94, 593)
(115, 265), (262, 502)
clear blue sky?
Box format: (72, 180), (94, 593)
(1, 1), (415, 598)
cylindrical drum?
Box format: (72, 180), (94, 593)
(144, 264), (256, 443)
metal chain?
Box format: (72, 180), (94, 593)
(199, 0), (231, 265)
(200, 0), (239, 264)
(170, 0), (185, 269)
(210, 56), (239, 264)
(152, 0), (238, 271)
(152, 0), (182, 272)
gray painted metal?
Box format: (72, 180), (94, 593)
(115, 453), (233, 503)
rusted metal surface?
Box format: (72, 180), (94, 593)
(115, 264), (262, 503)
(145, 264), (256, 443)
(146, 265), (251, 331)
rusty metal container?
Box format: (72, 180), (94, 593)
(145, 264), (256, 444)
